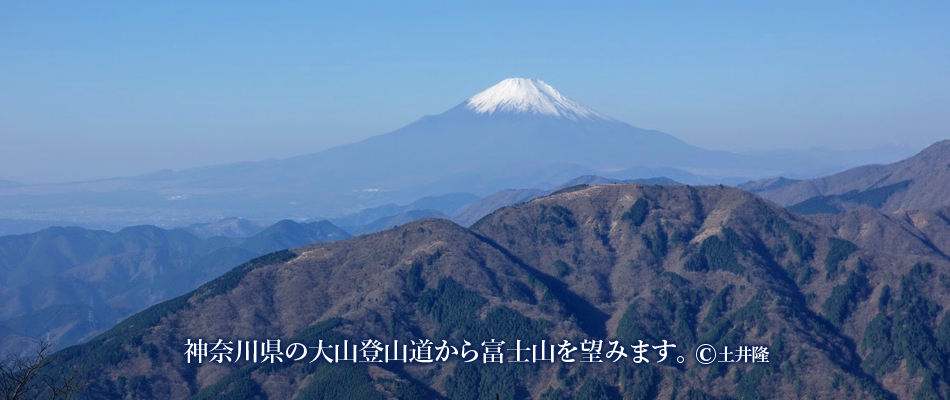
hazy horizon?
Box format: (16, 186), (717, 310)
(3, 2), (948, 183)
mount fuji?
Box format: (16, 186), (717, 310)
(465, 78), (610, 119)
(0, 78), (775, 222)
(277, 78), (745, 185)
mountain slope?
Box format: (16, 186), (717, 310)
(49, 184), (950, 399)
(452, 175), (680, 227)
(325, 176), (680, 234)
(750, 140), (950, 214)
(453, 189), (548, 227)
(184, 217), (271, 239)
(329, 192), (480, 230)
(0, 219), (351, 355)
(239, 219), (352, 254)
(344, 209), (449, 235)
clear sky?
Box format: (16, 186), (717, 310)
(2, 1), (948, 183)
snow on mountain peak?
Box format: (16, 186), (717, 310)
(465, 78), (609, 120)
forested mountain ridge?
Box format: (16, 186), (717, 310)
(46, 184), (950, 399)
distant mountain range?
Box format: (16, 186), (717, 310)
(0, 172), (682, 357)
(742, 145), (919, 179)
(326, 192), (480, 234)
(0, 219), (350, 356)
(745, 140), (950, 214)
(183, 217), (273, 239)
(0, 78), (909, 231)
(48, 183), (950, 399)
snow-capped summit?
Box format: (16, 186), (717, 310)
(465, 78), (609, 120)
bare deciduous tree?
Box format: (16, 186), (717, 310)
(0, 340), (83, 400)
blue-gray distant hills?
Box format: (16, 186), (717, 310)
(0, 173), (677, 356)
(745, 140), (950, 214)
(0, 219), (350, 356)
(0, 78), (912, 228)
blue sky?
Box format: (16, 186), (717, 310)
(2, 1), (949, 183)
